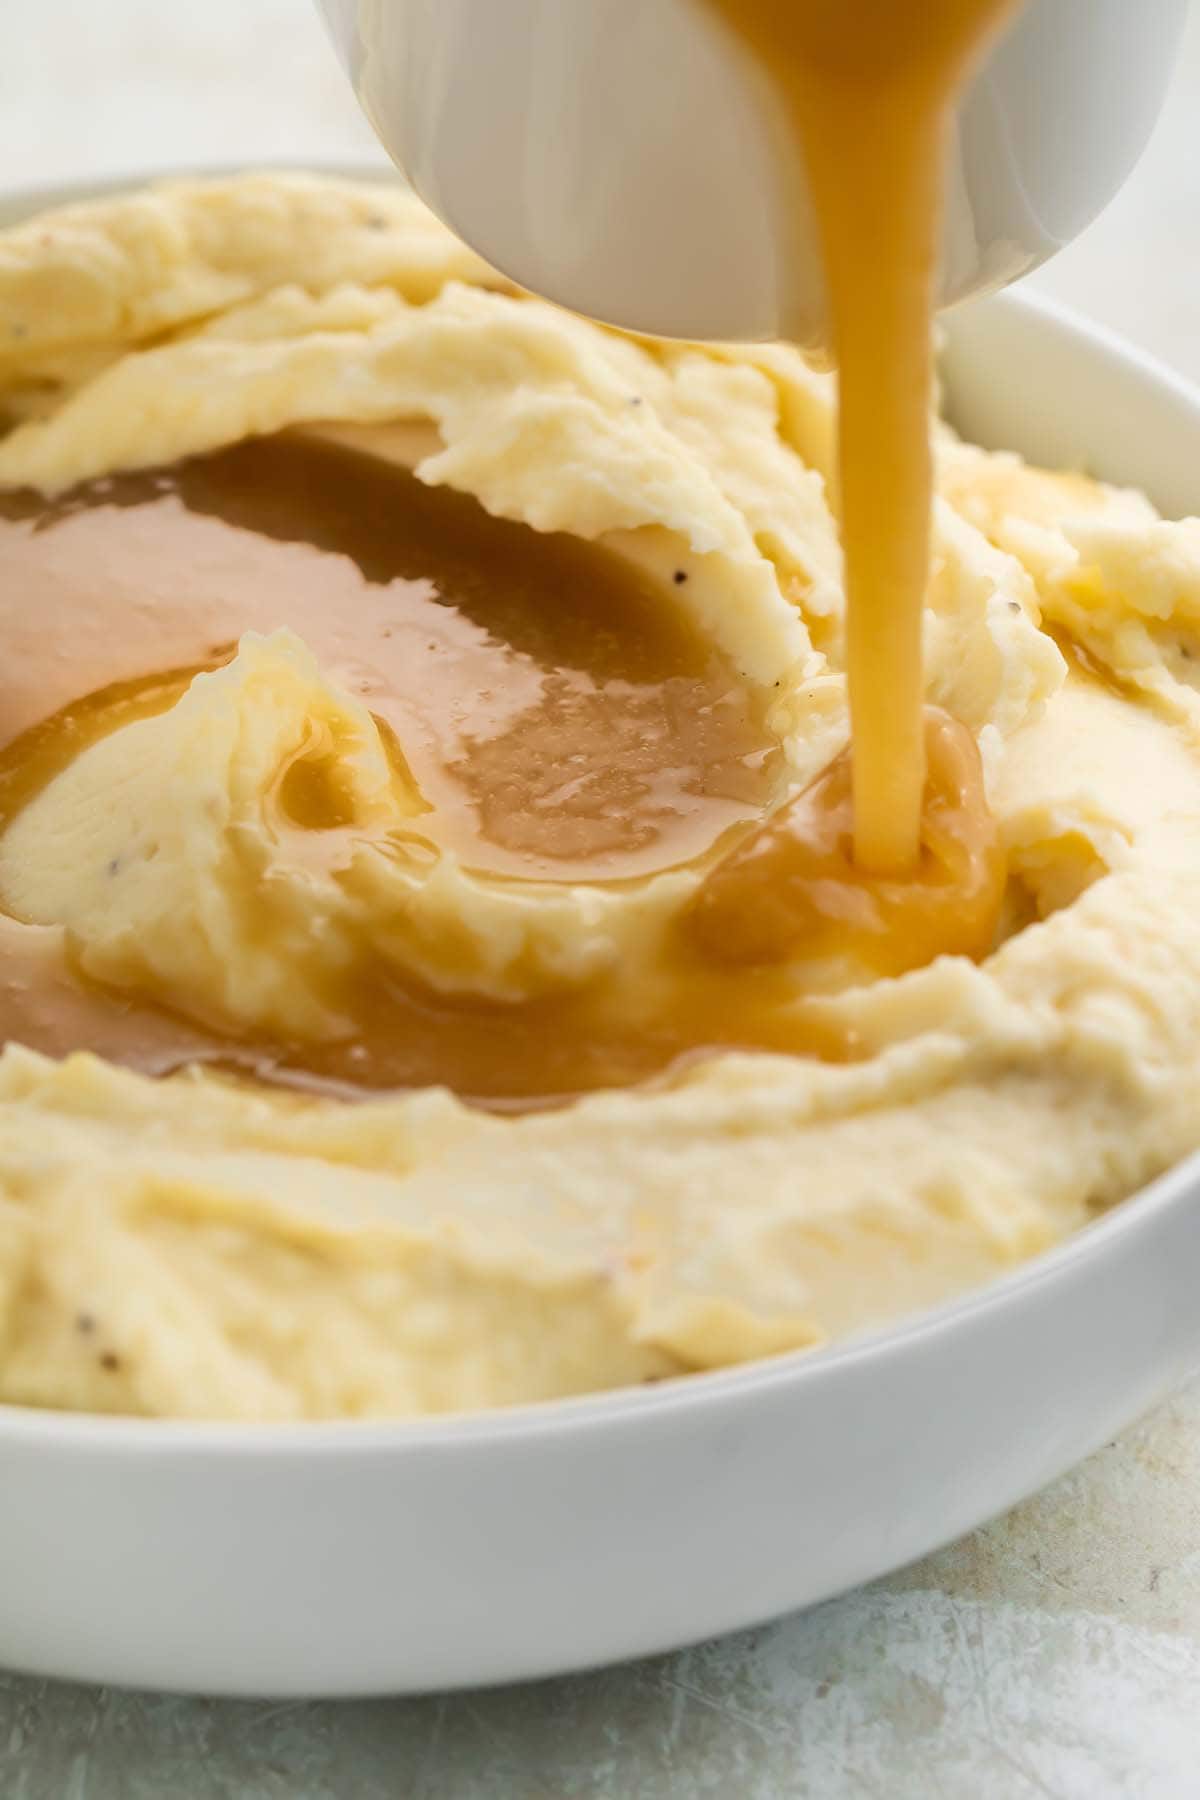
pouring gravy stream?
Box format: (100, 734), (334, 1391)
(703, 0), (1022, 873)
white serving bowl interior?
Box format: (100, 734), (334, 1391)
(1, 175), (1199, 1700)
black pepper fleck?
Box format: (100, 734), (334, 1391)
(10, 323), (27, 341)
(75, 1312), (96, 1335)
(629, 396), (643, 406)
(107, 857), (121, 877)
(365, 214), (388, 231)
(673, 570), (688, 585)
(1182, 645), (1194, 661)
(99, 1351), (121, 1373)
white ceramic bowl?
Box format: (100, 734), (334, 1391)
(2, 177), (1200, 1700)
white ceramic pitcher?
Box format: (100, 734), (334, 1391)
(316, 0), (1188, 345)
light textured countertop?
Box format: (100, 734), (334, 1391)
(3, 4), (1200, 1796)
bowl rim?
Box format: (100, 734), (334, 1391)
(1, 167), (1197, 1459)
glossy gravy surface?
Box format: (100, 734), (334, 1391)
(0, 433), (780, 881)
(0, 430), (851, 1108)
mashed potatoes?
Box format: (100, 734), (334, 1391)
(0, 173), (1197, 1419)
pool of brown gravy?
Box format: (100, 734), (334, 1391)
(0, 425), (861, 1109)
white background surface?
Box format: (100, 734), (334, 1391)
(3, 3), (1200, 1795)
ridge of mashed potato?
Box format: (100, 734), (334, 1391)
(0, 173), (1197, 1419)
(0, 630), (697, 1022)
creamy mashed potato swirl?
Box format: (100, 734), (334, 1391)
(0, 174), (1197, 1420)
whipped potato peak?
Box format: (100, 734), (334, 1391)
(0, 175), (1196, 1420)
(0, 632), (402, 1038)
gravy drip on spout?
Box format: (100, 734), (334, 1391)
(702, 0), (1021, 873)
